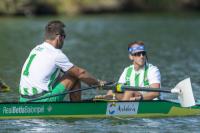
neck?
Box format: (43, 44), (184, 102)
(45, 40), (57, 48)
(133, 63), (145, 71)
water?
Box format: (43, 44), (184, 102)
(0, 13), (200, 132)
(1, 117), (200, 133)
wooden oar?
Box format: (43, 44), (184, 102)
(27, 81), (115, 102)
(0, 80), (10, 92)
(113, 78), (195, 107)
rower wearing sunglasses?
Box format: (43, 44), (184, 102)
(106, 41), (161, 101)
(19, 20), (105, 102)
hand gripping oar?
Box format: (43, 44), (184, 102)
(115, 78), (195, 107)
(27, 81), (115, 102)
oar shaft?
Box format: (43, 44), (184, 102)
(120, 86), (172, 93)
(27, 86), (97, 102)
(27, 82), (115, 102)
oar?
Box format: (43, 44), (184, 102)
(0, 80), (10, 92)
(113, 78), (195, 107)
(27, 81), (115, 102)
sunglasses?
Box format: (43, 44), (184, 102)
(56, 33), (66, 39)
(132, 51), (146, 56)
(61, 34), (66, 39)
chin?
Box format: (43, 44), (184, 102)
(139, 62), (145, 66)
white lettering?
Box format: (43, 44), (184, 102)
(2, 106), (44, 114)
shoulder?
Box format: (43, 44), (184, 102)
(147, 63), (161, 77)
(147, 63), (161, 84)
(55, 49), (68, 59)
(124, 64), (134, 71)
(31, 44), (42, 51)
(41, 42), (67, 59)
(147, 63), (160, 72)
(147, 63), (161, 78)
(119, 64), (133, 76)
(54, 49), (73, 66)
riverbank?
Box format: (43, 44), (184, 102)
(0, 0), (200, 17)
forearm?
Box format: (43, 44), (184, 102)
(142, 92), (160, 100)
(78, 69), (99, 86)
(142, 83), (160, 100)
(106, 90), (113, 95)
(67, 66), (100, 86)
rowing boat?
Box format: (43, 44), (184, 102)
(1, 100), (200, 119)
(0, 78), (199, 119)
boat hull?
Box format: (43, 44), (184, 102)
(0, 100), (200, 119)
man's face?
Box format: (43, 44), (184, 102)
(132, 51), (146, 67)
(128, 44), (146, 67)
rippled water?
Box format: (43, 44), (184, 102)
(1, 116), (200, 133)
(0, 13), (200, 132)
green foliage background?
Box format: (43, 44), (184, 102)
(0, 0), (199, 16)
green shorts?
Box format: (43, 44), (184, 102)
(19, 83), (66, 102)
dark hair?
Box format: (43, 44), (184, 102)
(128, 41), (144, 49)
(45, 20), (65, 40)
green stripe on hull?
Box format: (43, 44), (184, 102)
(138, 101), (173, 114)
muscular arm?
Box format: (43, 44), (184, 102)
(142, 65), (161, 100)
(142, 83), (160, 100)
(67, 66), (99, 86)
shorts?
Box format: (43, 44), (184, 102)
(19, 83), (66, 102)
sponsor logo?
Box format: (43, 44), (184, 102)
(2, 106), (45, 114)
(108, 103), (116, 114)
(106, 102), (139, 115)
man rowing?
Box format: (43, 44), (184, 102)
(100, 41), (161, 100)
(19, 20), (105, 102)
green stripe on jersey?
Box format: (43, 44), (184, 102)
(125, 66), (133, 85)
(48, 68), (59, 91)
(23, 88), (28, 95)
(135, 74), (140, 87)
(23, 54), (36, 76)
(32, 87), (38, 95)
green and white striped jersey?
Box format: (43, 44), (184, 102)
(118, 64), (161, 90)
(19, 42), (73, 96)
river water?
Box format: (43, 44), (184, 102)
(0, 13), (200, 132)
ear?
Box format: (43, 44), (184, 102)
(129, 54), (134, 61)
(55, 35), (60, 40)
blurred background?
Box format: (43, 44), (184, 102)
(0, 0), (200, 16)
(0, 0), (200, 102)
